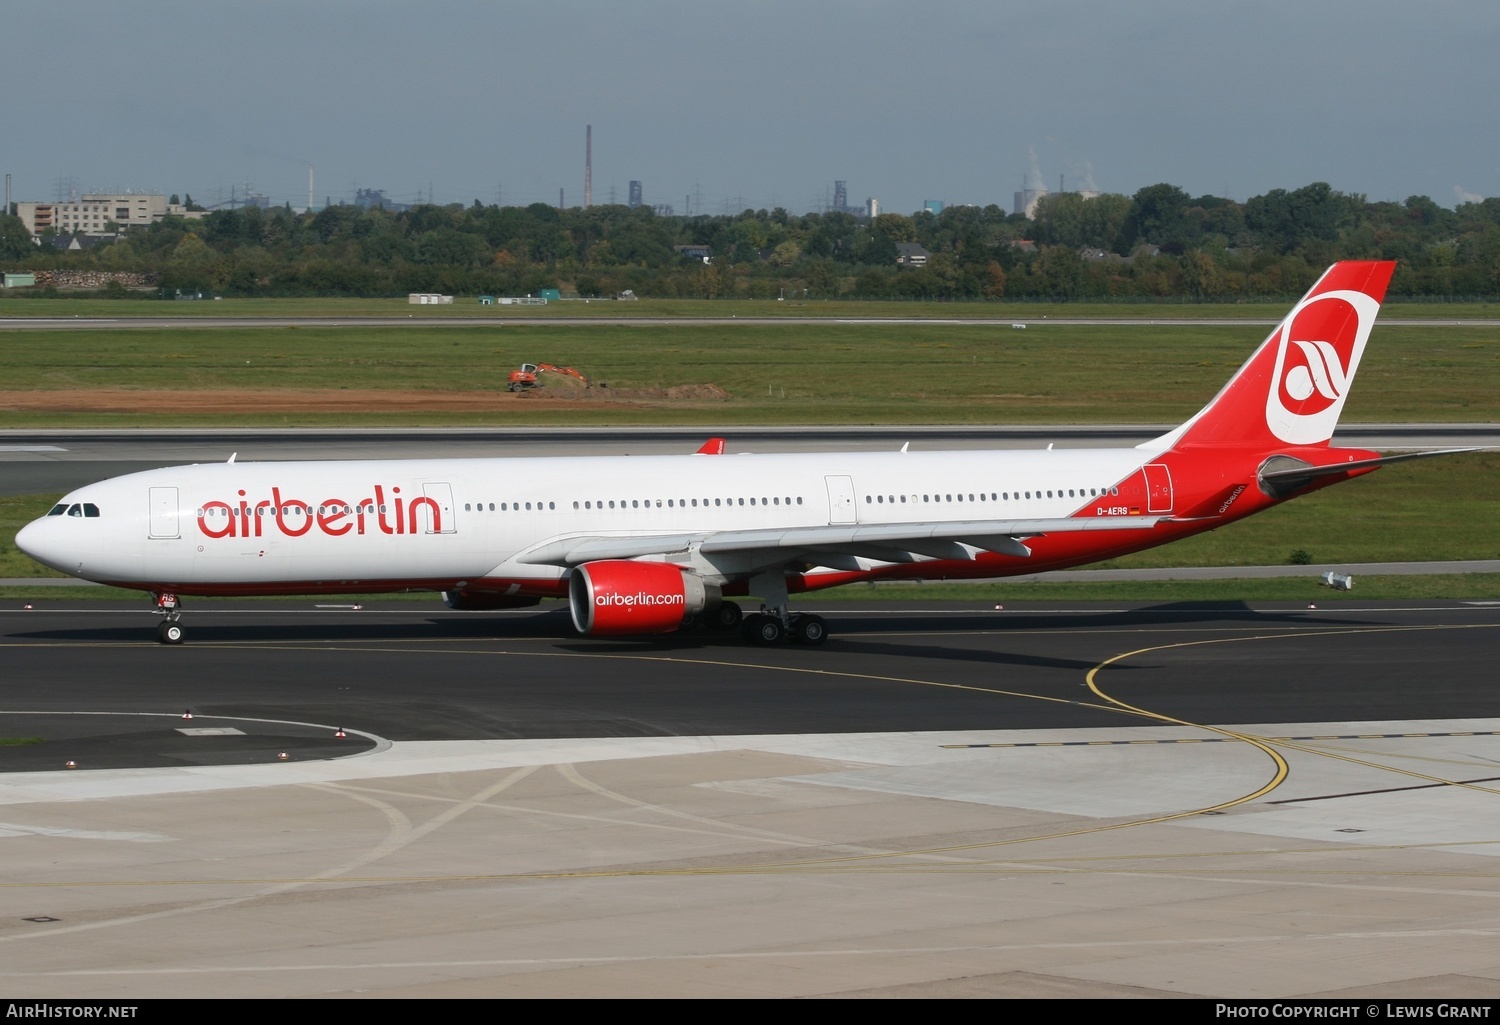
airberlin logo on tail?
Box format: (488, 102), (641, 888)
(1265, 289), (1379, 445)
(1279, 338), (1350, 411)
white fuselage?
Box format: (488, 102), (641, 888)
(18, 446), (1154, 593)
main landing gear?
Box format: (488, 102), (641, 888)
(690, 592), (829, 646)
(737, 572), (828, 647)
(152, 591), (185, 645)
(740, 611), (827, 647)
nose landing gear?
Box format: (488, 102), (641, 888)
(152, 591), (185, 645)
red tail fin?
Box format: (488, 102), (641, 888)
(1148, 261), (1395, 452)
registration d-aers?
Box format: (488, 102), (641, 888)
(16, 261), (1459, 646)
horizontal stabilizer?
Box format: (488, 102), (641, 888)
(1259, 447), (1477, 483)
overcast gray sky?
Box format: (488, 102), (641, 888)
(4, 1), (1496, 213)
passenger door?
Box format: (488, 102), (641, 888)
(825, 475), (857, 525)
(420, 483), (458, 534)
(1143, 463), (1174, 514)
(148, 487), (180, 539)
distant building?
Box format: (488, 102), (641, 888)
(16, 194), (195, 237)
(674, 244), (711, 263)
(206, 188), (271, 211)
(354, 188), (410, 212)
(628, 181), (642, 209)
(1014, 186), (1048, 219)
(1015, 185), (1100, 219)
(18, 202), (54, 234)
(895, 242), (930, 267)
(922, 200), (944, 216)
(866, 197), (879, 219)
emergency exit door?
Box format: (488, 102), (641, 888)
(1143, 464), (1174, 513)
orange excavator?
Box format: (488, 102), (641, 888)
(506, 362), (591, 392)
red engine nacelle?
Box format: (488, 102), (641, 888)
(568, 561), (713, 636)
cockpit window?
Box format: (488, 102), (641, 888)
(67, 504), (83, 517)
(82, 504), (100, 517)
(48, 504), (68, 516)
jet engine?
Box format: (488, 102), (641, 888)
(568, 560), (715, 636)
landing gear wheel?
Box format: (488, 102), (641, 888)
(739, 613), (763, 643)
(712, 601), (743, 631)
(741, 613), (786, 646)
(793, 614), (828, 645)
(157, 620), (185, 645)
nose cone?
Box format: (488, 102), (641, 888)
(15, 517), (71, 575)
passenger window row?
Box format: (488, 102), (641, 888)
(198, 505), (390, 517)
(464, 501), (556, 512)
(462, 497), (806, 512)
(865, 487), (1120, 505)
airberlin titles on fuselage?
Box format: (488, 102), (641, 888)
(197, 485), (441, 539)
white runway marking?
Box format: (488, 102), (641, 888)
(0, 820), (168, 842)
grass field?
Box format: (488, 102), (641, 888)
(1, 319), (1497, 427)
(3, 295), (1500, 321)
(794, 574), (1500, 602)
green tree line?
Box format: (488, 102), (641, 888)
(5, 181), (1499, 301)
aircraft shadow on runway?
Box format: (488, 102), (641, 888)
(845, 600), (1386, 631)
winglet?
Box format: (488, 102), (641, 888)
(695, 437), (727, 455)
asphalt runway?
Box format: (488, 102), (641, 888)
(5, 598), (1500, 997)
(4, 598), (1498, 772)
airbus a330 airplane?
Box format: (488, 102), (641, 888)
(16, 260), (1459, 646)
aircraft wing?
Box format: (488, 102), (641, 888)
(517, 515), (1173, 568)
